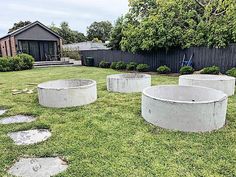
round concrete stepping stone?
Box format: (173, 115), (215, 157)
(0, 109), (7, 115)
(0, 115), (36, 125)
(8, 129), (51, 145)
(8, 157), (68, 177)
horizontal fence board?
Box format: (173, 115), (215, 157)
(80, 44), (236, 73)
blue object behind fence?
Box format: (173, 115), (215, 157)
(181, 53), (194, 67)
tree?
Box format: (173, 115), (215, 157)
(120, 0), (236, 53)
(108, 16), (124, 50)
(8, 21), (31, 33)
(50, 22), (86, 44)
(87, 21), (113, 42)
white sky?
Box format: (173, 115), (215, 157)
(0, 0), (129, 36)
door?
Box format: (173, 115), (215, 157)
(19, 40), (56, 61)
(29, 41), (40, 61)
(39, 42), (45, 61)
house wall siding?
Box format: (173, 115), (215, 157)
(15, 25), (59, 41)
(0, 37), (11, 57)
(10, 36), (17, 56)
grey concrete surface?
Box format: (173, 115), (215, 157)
(0, 109), (7, 115)
(107, 73), (151, 93)
(8, 157), (68, 177)
(179, 74), (235, 96)
(8, 129), (52, 145)
(142, 85), (228, 132)
(0, 115), (36, 125)
(38, 79), (97, 108)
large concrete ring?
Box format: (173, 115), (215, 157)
(38, 79), (97, 108)
(179, 74), (235, 96)
(142, 85), (228, 132)
(107, 73), (151, 93)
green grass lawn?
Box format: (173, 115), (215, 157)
(0, 66), (235, 177)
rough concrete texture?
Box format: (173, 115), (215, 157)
(38, 79), (97, 108)
(8, 157), (68, 177)
(107, 73), (151, 93)
(142, 85), (228, 132)
(0, 109), (7, 115)
(0, 115), (36, 124)
(179, 74), (235, 96)
(8, 129), (52, 145)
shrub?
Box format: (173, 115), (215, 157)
(157, 65), (171, 74)
(110, 62), (118, 69)
(136, 64), (149, 72)
(115, 61), (127, 70)
(0, 57), (11, 72)
(226, 67), (236, 77)
(99, 60), (111, 68)
(17, 53), (34, 70)
(8, 56), (23, 71)
(62, 50), (80, 60)
(179, 66), (194, 75)
(0, 53), (34, 72)
(200, 66), (220, 75)
(126, 62), (138, 70)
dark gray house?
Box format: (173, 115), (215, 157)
(0, 21), (62, 61)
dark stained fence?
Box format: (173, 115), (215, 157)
(80, 44), (236, 73)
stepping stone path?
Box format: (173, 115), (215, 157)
(8, 129), (52, 145)
(0, 109), (7, 115)
(0, 108), (69, 176)
(0, 115), (36, 125)
(8, 157), (68, 177)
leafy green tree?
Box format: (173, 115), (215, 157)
(108, 16), (124, 50)
(50, 22), (86, 44)
(120, 0), (236, 52)
(87, 21), (113, 42)
(8, 21), (31, 33)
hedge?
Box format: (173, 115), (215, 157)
(0, 53), (34, 72)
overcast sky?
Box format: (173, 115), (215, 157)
(0, 0), (129, 36)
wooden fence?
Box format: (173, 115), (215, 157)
(80, 44), (236, 73)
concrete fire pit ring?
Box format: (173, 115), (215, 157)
(107, 73), (151, 93)
(142, 85), (228, 132)
(179, 74), (235, 96)
(38, 79), (97, 108)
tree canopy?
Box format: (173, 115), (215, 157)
(112, 0), (236, 52)
(108, 16), (124, 50)
(50, 22), (86, 44)
(87, 21), (113, 42)
(8, 21), (31, 33)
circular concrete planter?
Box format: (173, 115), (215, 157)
(38, 79), (97, 108)
(107, 73), (151, 93)
(179, 74), (235, 96)
(142, 85), (228, 132)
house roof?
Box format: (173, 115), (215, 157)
(0, 21), (62, 40)
(63, 41), (110, 51)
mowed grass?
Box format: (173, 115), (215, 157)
(0, 66), (235, 177)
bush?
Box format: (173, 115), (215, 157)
(200, 66), (220, 75)
(0, 57), (11, 72)
(17, 53), (34, 70)
(62, 50), (80, 60)
(0, 53), (34, 72)
(110, 62), (117, 69)
(99, 60), (111, 68)
(115, 61), (127, 70)
(126, 62), (138, 70)
(8, 56), (23, 71)
(157, 65), (171, 74)
(179, 66), (194, 75)
(226, 67), (236, 77)
(136, 64), (149, 72)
